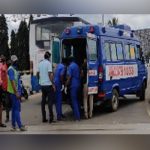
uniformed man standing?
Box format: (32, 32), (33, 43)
(7, 55), (26, 131)
(54, 58), (67, 121)
(66, 57), (81, 121)
(37, 51), (56, 123)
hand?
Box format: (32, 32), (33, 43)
(64, 87), (67, 94)
(15, 92), (21, 100)
(61, 85), (64, 91)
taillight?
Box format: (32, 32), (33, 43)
(98, 66), (103, 82)
(65, 27), (71, 35)
(89, 26), (95, 33)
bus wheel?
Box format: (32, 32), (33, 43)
(139, 82), (146, 101)
(108, 89), (119, 112)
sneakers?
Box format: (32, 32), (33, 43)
(0, 123), (7, 127)
(10, 127), (17, 131)
(42, 119), (48, 123)
(10, 126), (27, 131)
(49, 119), (56, 124)
(19, 126), (27, 131)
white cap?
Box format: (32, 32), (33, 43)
(11, 55), (18, 62)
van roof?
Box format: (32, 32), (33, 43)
(61, 24), (140, 42)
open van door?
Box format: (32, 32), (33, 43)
(86, 33), (99, 95)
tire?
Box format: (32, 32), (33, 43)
(108, 89), (119, 112)
(139, 82), (146, 101)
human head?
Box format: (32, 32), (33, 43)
(61, 58), (68, 65)
(68, 56), (75, 64)
(7, 60), (11, 67)
(1, 55), (6, 63)
(44, 51), (51, 60)
(11, 55), (18, 67)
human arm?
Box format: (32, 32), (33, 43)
(48, 62), (56, 91)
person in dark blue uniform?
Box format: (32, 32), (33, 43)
(54, 58), (67, 121)
(66, 57), (81, 121)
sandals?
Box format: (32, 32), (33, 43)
(0, 123), (7, 127)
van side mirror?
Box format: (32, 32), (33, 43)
(138, 56), (145, 63)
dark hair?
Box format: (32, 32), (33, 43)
(68, 56), (75, 64)
(44, 51), (51, 59)
(61, 58), (68, 64)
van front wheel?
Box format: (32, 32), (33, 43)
(108, 89), (119, 112)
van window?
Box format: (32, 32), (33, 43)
(135, 45), (140, 59)
(104, 42), (111, 60)
(130, 45), (135, 59)
(110, 43), (117, 61)
(125, 44), (130, 60)
(87, 39), (97, 61)
(116, 43), (123, 60)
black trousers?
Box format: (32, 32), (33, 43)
(41, 85), (55, 121)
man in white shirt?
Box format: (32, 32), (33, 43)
(37, 51), (56, 123)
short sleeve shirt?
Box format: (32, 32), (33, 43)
(38, 59), (52, 86)
(67, 62), (80, 88)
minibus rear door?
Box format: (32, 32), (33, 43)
(86, 33), (99, 95)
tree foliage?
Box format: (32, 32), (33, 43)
(0, 14), (9, 59)
(16, 20), (29, 71)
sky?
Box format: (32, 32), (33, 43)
(76, 14), (150, 30)
(5, 14), (150, 42)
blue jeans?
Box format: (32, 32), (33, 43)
(10, 94), (22, 128)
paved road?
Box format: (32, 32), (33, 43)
(1, 67), (150, 134)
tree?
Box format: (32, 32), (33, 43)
(108, 17), (119, 26)
(10, 30), (17, 55)
(17, 20), (29, 71)
(28, 14), (33, 29)
(0, 14), (9, 59)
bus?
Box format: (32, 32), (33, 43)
(61, 24), (148, 111)
(29, 16), (89, 76)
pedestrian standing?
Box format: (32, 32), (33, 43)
(37, 51), (56, 123)
(7, 55), (26, 131)
(54, 58), (67, 121)
(81, 59), (93, 119)
(0, 56), (11, 123)
(0, 55), (6, 127)
(65, 57), (81, 121)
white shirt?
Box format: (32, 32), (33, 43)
(38, 59), (52, 86)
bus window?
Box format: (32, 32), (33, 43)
(116, 43), (123, 60)
(135, 45), (140, 59)
(87, 39), (97, 61)
(125, 44), (130, 60)
(130, 45), (135, 59)
(110, 43), (117, 61)
(41, 28), (50, 40)
(104, 42), (111, 61)
(36, 26), (41, 41)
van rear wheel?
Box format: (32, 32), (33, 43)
(108, 89), (119, 112)
(139, 82), (146, 101)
